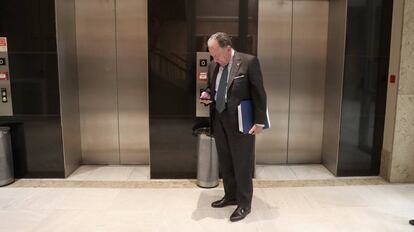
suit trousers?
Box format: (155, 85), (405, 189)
(212, 108), (255, 208)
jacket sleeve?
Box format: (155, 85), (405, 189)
(248, 57), (267, 124)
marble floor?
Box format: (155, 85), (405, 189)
(67, 165), (151, 181)
(1, 165), (414, 231)
(65, 164), (338, 181)
(255, 164), (336, 180)
(1, 183), (414, 231)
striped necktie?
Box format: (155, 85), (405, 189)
(215, 65), (229, 113)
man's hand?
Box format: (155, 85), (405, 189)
(248, 124), (264, 135)
(199, 91), (213, 105)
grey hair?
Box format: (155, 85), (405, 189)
(208, 32), (232, 48)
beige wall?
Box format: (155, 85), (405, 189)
(381, 0), (414, 183)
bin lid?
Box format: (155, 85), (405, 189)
(193, 127), (211, 136)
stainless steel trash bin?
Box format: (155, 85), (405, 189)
(195, 128), (219, 188)
(0, 127), (14, 186)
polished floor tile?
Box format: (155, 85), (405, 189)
(289, 165), (335, 180)
(69, 164), (335, 182)
(68, 165), (150, 181)
(255, 164), (335, 180)
(255, 165), (297, 180)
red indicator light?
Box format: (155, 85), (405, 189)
(390, 75), (396, 83)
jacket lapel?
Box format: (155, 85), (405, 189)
(227, 51), (242, 90)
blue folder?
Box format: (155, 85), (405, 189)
(237, 100), (270, 134)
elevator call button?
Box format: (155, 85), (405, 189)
(1, 88), (7, 103)
(199, 72), (207, 80)
(0, 38), (7, 52)
(200, 59), (208, 67)
(0, 58), (5, 66)
(0, 72), (7, 80)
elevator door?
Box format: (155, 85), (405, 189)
(148, 0), (258, 178)
(149, 0), (329, 177)
(75, 0), (149, 165)
(257, 0), (329, 164)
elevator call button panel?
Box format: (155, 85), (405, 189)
(196, 52), (211, 117)
(0, 37), (13, 116)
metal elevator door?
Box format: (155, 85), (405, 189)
(257, 0), (329, 164)
(75, 0), (149, 165)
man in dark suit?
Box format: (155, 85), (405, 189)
(200, 32), (267, 222)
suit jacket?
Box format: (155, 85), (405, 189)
(206, 51), (267, 130)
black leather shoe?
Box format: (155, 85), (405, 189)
(211, 197), (237, 208)
(230, 206), (251, 222)
(409, 219), (414, 225)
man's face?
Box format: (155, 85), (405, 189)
(208, 40), (232, 67)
